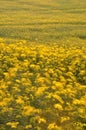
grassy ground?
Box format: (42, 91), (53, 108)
(0, 0), (86, 43)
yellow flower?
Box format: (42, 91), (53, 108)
(38, 118), (46, 124)
(22, 106), (40, 116)
(25, 125), (32, 129)
(6, 122), (19, 128)
(16, 97), (24, 104)
(48, 123), (62, 130)
(73, 99), (80, 105)
(53, 95), (64, 104)
(54, 104), (63, 110)
(61, 116), (70, 123)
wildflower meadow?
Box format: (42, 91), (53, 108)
(0, 39), (86, 130)
(0, 0), (86, 129)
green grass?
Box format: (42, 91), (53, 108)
(0, 0), (86, 43)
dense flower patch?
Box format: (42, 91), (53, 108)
(0, 40), (86, 130)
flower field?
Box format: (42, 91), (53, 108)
(0, 39), (86, 130)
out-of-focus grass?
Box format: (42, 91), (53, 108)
(0, 0), (86, 43)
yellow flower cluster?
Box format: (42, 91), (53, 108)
(0, 40), (86, 130)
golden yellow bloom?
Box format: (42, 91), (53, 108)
(48, 123), (62, 130)
(16, 97), (24, 104)
(54, 104), (63, 110)
(6, 122), (19, 128)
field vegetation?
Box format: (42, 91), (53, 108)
(0, 0), (86, 42)
(0, 39), (86, 130)
(0, 0), (86, 130)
